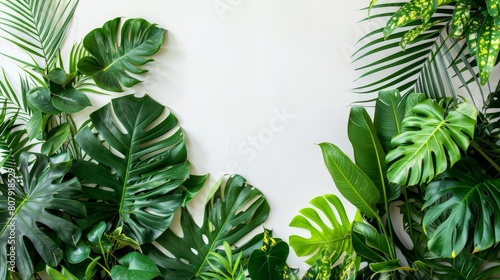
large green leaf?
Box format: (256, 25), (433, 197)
(289, 194), (352, 265)
(423, 159), (500, 257)
(374, 90), (405, 153)
(0, 152), (85, 280)
(319, 142), (380, 218)
(78, 18), (165, 92)
(110, 252), (161, 280)
(383, 0), (438, 38)
(386, 100), (477, 186)
(0, 0), (78, 70)
(477, 15), (500, 85)
(248, 230), (290, 280)
(144, 175), (270, 280)
(348, 106), (387, 201)
(72, 94), (193, 244)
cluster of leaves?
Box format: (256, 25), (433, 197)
(315, 89), (500, 279)
(0, 1), (278, 280)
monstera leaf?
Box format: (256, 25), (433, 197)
(78, 17), (165, 92)
(386, 100), (477, 186)
(423, 159), (500, 258)
(0, 152), (85, 280)
(72, 94), (193, 244)
(289, 194), (352, 265)
(145, 175), (270, 280)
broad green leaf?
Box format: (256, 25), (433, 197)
(374, 90), (405, 152)
(52, 88), (92, 113)
(451, 0), (472, 38)
(41, 122), (71, 155)
(349, 106), (387, 201)
(248, 240), (289, 280)
(289, 194), (352, 265)
(386, 100), (477, 186)
(404, 92), (426, 117)
(487, 0), (500, 28)
(319, 142), (380, 218)
(0, 0), (78, 69)
(477, 15), (500, 85)
(78, 18), (165, 92)
(420, 252), (500, 280)
(72, 94), (193, 244)
(27, 110), (43, 140)
(86, 221), (112, 254)
(383, 0), (438, 38)
(46, 68), (67, 85)
(144, 175), (270, 279)
(0, 153), (85, 280)
(65, 240), (91, 264)
(423, 159), (500, 257)
(330, 254), (359, 280)
(27, 87), (60, 114)
(85, 256), (101, 280)
(110, 252), (160, 280)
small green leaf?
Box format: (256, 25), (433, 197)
(46, 265), (79, 280)
(487, 0), (500, 18)
(52, 88), (92, 113)
(46, 68), (67, 85)
(451, 0), (472, 38)
(27, 110), (43, 140)
(87, 221), (113, 254)
(248, 241), (289, 280)
(477, 15), (500, 84)
(27, 87), (60, 114)
(465, 17), (482, 58)
(65, 241), (91, 264)
(41, 122), (71, 155)
(401, 20), (442, 49)
(85, 256), (101, 280)
(110, 252), (161, 280)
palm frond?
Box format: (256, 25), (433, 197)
(0, 0), (78, 71)
(0, 69), (32, 122)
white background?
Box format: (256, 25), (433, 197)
(7, 0), (383, 273)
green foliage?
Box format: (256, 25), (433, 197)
(145, 175), (270, 279)
(386, 100), (477, 186)
(319, 143), (380, 218)
(248, 229), (291, 280)
(78, 18), (165, 92)
(110, 252), (160, 280)
(423, 159), (500, 257)
(72, 94), (192, 244)
(0, 153), (85, 280)
(199, 241), (246, 280)
(289, 195), (352, 265)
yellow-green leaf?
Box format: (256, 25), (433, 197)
(465, 17), (482, 57)
(477, 15), (500, 85)
(487, 0), (500, 17)
(401, 20), (442, 49)
(451, 0), (472, 38)
(384, 0), (438, 38)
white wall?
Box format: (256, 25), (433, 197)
(68, 0), (370, 272)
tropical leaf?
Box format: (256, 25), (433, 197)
(477, 15), (500, 84)
(348, 106), (387, 201)
(0, 69), (31, 122)
(144, 175), (270, 280)
(383, 0), (439, 38)
(0, 0), (78, 70)
(78, 18), (165, 92)
(319, 142), (380, 218)
(373, 90), (406, 152)
(110, 252), (161, 280)
(0, 108), (34, 171)
(289, 194), (352, 265)
(199, 241), (246, 280)
(450, 0), (472, 38)
(0, 152), (85, 280)
(71, 94), (195, 244)
(422, 159), (500, 257)
(248, 230), (290, 280)
(386, 100), (477, 186)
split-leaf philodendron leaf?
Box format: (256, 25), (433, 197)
(0, 153), (85, 280)
(145, 175), (270, 280)
(423, 159), (500, 258)
(78, 17), (165, 92)
(72, 94), (192, 244)
(386, 100), (477, 186)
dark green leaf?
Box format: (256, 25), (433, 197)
(46, 68), (67, 85)
(351, 221), (392, 263)
(87, 221), (113, 255)
(319, 143), (380, 218)
(451, 0), (472, 38)
(374, 90), (405, 152)
(466, 17), (482, 58)
(41, 122), (71, 155)
(110, 252), (160, 280)
(0, 153), (85, 280)
(65, 241), (91, 264)
(27, 87), (60, 114)
(73, 94), (191, 244)
(477, 15), (500, 84)
(52, 88), (92, 113)
(78, 18), (165, 92)
(248, 241), (289, 280)
(46, 266), (79, 280)
(144, 175), (270, 280)
(423, 159), (500, 257)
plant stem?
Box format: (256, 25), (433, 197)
(90, 257), (111, 276)
(401, 186), (414, 238)
(470, 141), (500, 173)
